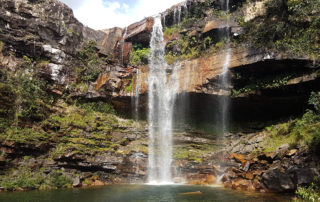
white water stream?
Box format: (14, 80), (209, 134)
(147, 16), (180, 184)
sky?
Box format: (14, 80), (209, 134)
(60, 0), (184, 30)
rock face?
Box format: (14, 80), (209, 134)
(0, 0), (124, 84)
(125, 18), (154, 46)
(0, 0), (320, 194)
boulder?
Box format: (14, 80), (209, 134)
(72, 176), (81, 188)
(262, 169), (295, 192)
(291, 168), (319, 186)
(125, 17), (154, 45)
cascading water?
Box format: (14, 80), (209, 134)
(120, 27), (128, 66)
(133, 68), (141, 120)
(218, 0), (231, 135)
(147, 15), (179, 184)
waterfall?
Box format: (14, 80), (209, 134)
(174, 3), (185, 25)
(133, 68), (141, 120)
(147, 16), (179, 184)
(218, 0), (231, 134)
(120, 27), (128, 66)
(177, 6), (182, 24)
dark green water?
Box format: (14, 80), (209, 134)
(0, 185), (292, 202)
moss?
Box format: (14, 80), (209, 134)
(36, 60), (49, 69)
(125, 79), (133, 93)
(67, 28), (74, 36)
(0, 41), (4, 53)
(0, 127), (51, 145)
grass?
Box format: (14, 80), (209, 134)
(260, 92), (320, 152)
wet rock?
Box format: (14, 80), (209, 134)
(262, 169), (295, 192)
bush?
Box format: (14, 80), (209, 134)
(240, 0), (320, 62)
(296, 178), (320, 201)
(77, 41), (103, 82)
(129, 44), (150, 66)
(49, 172), (72, 188)
(309, 92), (320, 114)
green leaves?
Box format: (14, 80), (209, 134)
(129, 44), (150, 66)
(240, 0), (320, 63)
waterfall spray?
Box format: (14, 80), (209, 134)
(218, 0), (232, 135)
(147, 16), (179, 184)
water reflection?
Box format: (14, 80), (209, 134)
(0, 185), (293, 202)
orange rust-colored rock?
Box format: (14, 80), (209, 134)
(92, 180), (105, 186)
(245, 172), (254, 180)
(230, 153), (247, 164)
(133, 45), (291, 97)
(122, 42), (132, 66)
(206, 175), (216, 184)
(96, 74), (110, 91)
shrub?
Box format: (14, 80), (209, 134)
(240, 0), (320, 63)
(296, 178), (320, 201)
(48, 172), (72, 188)
(129, 44), (150, 66)
(77, 41), (103, 82)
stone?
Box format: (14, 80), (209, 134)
(230, 153), (247, 164)
(92, 180), (105, 186)
(245, 172), (254, 180)
(202, 20), (237, 34)
(262, 169), (295, 192)
(291, 168), (319, 186)
(72, 177), (81, 188)
(242, 161), (251, 172)
(125, 17), (154, 45)
(287, 149), (298, 157)
(206, 175), (216, 184)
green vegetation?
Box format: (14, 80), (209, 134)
(261, 92), (320, 152)
(0, 168), (72, 190)
(240, 0), (320, 63)
(0, 41), (4, 52)
(296, 177), (320, 201)
(232, 74), (293, 96)
(125, 79), (133, 93)
(77, 40), (104, 82)
(0, 127), (50, 145)
(0, 58), (55, 132)
(129, 44), (150, 66)
(77, 100), (115, 114)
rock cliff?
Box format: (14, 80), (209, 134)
(0, 0), (319, 195)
